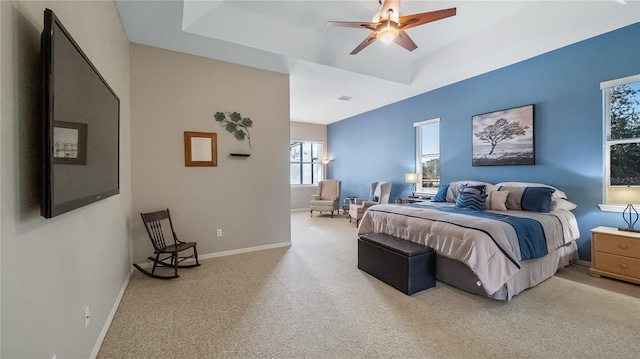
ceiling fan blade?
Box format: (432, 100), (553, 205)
(399, 7), (457, 31)
(350, 32), (378, 55)
(327, 21), (378, 31)
(380, 0), (401, 23)
(393, 30), (417, 52)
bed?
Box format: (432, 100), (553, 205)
(357, 181), (580, 300)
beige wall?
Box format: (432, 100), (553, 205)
(290, 121), (327, 210)
(291, 121), (328, 147)
(0, 0), (3, 352)
(130, 44), (291, 263)
(0, 1), (131, 358)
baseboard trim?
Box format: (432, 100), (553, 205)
(91, 266), (134, 359)
(575, 259), (591, 267)
(290, 208), (309, 212)
(134, 241), (292, 269)
(199, 241), (292, 260)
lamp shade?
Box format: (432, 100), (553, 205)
(620, 186), (640, 204)
(404, 173), (419, 183)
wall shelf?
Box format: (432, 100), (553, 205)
(230, 153), (251, 157)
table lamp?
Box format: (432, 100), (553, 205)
(619, 186), (640, 233)
(404, 173), (419, 198)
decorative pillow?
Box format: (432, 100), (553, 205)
(550, 198), (577, 211)
(499, 186), (555, 212)
(368, 195), (379, 202)
(459, 184), (486, 195)
(432, 184), (449, 202)
(494, 182), (567, 199)
(485, 190), (509, 211)
(456, 191), (488, 211)
(446, 181), (495, 202)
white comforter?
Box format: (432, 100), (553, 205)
(357, 203), (580, 295)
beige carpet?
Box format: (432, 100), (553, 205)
(98, 211), (640, 358)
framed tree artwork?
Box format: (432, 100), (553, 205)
(472, 104), (534, 166)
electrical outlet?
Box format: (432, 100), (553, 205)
(216, 229), (222, 237)
(84, 306), (90, 328)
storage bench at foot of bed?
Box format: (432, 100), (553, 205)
(358, 233), (436, 295)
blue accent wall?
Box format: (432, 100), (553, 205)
(328, 23), (640, 260)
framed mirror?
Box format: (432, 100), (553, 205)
(184, 131), (217, 167)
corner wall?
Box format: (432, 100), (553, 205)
(328, 22), (640, 261)
(0, 1), (132, 358)
(130, 44), (291, 263)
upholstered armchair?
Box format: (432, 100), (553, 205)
(348, 181), (392, 226)
(310, 179), (341, 218)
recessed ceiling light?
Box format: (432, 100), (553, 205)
(338, 96), (353, 101)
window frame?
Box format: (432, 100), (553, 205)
(599, 74), (640, 212)
(290, 140), (323, 186)
(414, 118), (441, 195)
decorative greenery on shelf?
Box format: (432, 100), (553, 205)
(214, 111), (253, 149)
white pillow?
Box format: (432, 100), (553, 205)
(550, 198), (577, 211)
(494, 182), (567, 200)
(485, 190), (509, 211)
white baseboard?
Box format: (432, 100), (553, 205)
(290, 208), (309, 212)
(199, 241), (292, 260)
(91, 266), (134, 359)
(575, 259), (591, 267)
(134, 241), (292, 269)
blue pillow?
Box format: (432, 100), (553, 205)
(521, 187), (555, 212)
(432, 185), (449, 202)
(456, 191), (488, 211)
(368, 195), (379, 202)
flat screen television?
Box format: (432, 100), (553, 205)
(41, 9), (120, 218)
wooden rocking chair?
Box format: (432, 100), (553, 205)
(133, 209), (200, 279)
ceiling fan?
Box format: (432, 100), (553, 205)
(327, 0), (456, 55)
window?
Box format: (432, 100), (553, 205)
(601, 75), (640, 208)
(415, 118), (440, 193)
(290, 141), (323, 185)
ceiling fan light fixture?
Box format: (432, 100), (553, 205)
(377, 29), (397, 43)
(327, 0), (457, 55)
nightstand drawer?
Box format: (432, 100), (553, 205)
(594, 252), (640, 278)
(594, 233), (640, 259)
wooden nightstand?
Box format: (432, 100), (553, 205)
(589, 226), (640, 285)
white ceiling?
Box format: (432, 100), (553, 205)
(115, 0), (640, 124)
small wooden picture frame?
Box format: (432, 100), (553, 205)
(53, 121), (87, 165)
(184, 131), (217, 167)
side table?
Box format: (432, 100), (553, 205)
(589, 226), (640, 284)
(342, 197), (357, 216)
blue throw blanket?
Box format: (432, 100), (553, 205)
(408, 204), (549, 260)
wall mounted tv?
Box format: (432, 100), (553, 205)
(41, 9), (120, 218)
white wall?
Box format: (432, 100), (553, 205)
(0, 1), (131, 358)
(130, 44), (291, 263)
(290, 121), (327, 210)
